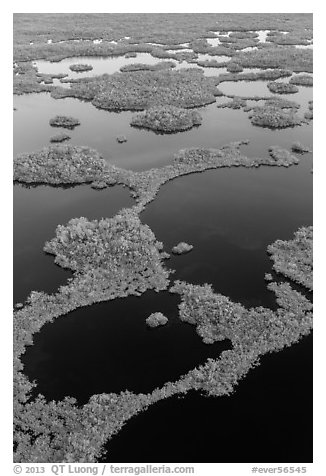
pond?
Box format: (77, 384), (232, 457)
(141, 160), (312, 309)
(21, 290), (231, 403)
(14, 183), (134, 304)
(34, 52), (164, 79)
(14, 76), (312, 173)
(102, 333), (312, 463)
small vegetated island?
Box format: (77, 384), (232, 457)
(13, 12), (312, 464)
(69, 63), (93, 72)
(146, 312), (169, 328)
(49, 115), (81, 129)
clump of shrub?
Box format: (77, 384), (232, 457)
(125, 52), (137, 58)
(120, 61), (175, 72)
(49, 115), (80, 129)
(130, 106), (202, 133)
(264, 96), (300, 109)
(268, 146), (300, 166)
(116, 135), (127, 143)
(304, 100), (313, 120)
(146, 312), (168, 328)
(90, 181), (108, 189)
(226, 63), (243, 73)
(289, 74), (313, 86)
(267, 226), (313, 290)
(217, 97), (246, 109)
(234, 46), (313, 73)
(51, 69), (219, 111)
(50, 133), (71, 143)
(13, 145), (107, 185)
(171, 242), (194, 254)
(249, 105), (303, 128)
(267, 81), (299, 94)
(291, 142), (311, 154)
(69, 63), (93, 72)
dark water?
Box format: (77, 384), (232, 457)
(22, 290), (231, 404)
(15, 51), (313, 462)
(103, 334), (312, 463)
(13, 183), (133, 303)
(34, 53), (163, 80)
(141, 160), (312, 309)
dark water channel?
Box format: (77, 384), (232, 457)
(102, 333), (312, 463)
(14, 183), (133, 303)
(22, 290), (231, 403)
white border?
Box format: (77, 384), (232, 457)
(2, 3), (325, 475)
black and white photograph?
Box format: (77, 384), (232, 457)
(6, 4), (322, 474)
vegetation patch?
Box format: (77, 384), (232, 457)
(90, 181), (108, 190)
(119, 61), (175, 72)
(116, 135), (127, 143)
(217, 97), (247, 109)
(50, 69), (220, 111)
(171, 242), (194, 254)
(69, 63), (93, 72)
(146, 312), (168, 327)
(226, 63), (243, 73)
(130, 106), (202, 133)
(49, 133), (71, 143)
(267, 226), (313, 290)
(304, 100), (313, 120)
(289, 74), (313, 86)
(14, 145), (107, 185)
(234, 46), (313, 72)
(291, 142), (311, 154)
(49, 115), (80, 129)
(267, 81), (299, 94)
(248, 105), (303, 128)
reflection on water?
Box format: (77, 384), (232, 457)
(141, 161), (312, 309)
(14, 183), (134, 303)
(13, 84), (312, 172)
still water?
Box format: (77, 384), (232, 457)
(14, 183), (133, 303)
(15, 50), (313, 462)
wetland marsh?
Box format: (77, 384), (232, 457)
(13, 13), (313, 464)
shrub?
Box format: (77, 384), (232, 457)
(146, 312), (168, 327)
(249, 105), (303, 128)
(226, 63), (243, 73)
(267, 226), (313, 290)
(120, 61), (176, 72)
(267, 81), (299, 94)
(130, 106), (202, 133)
(53, 69), (219, 111)
(291, 142), (311, 153)
(49, 133), (71, 143)
(171, 242), (194, 254)
(289, 74), (313, 86)
(49, 115), (80, 129)
(116, 135), (127, 143)
(13, 145), (107, 184)
(69, 63), (93, 72)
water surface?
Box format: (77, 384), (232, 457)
(14, 183), (133, 303)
